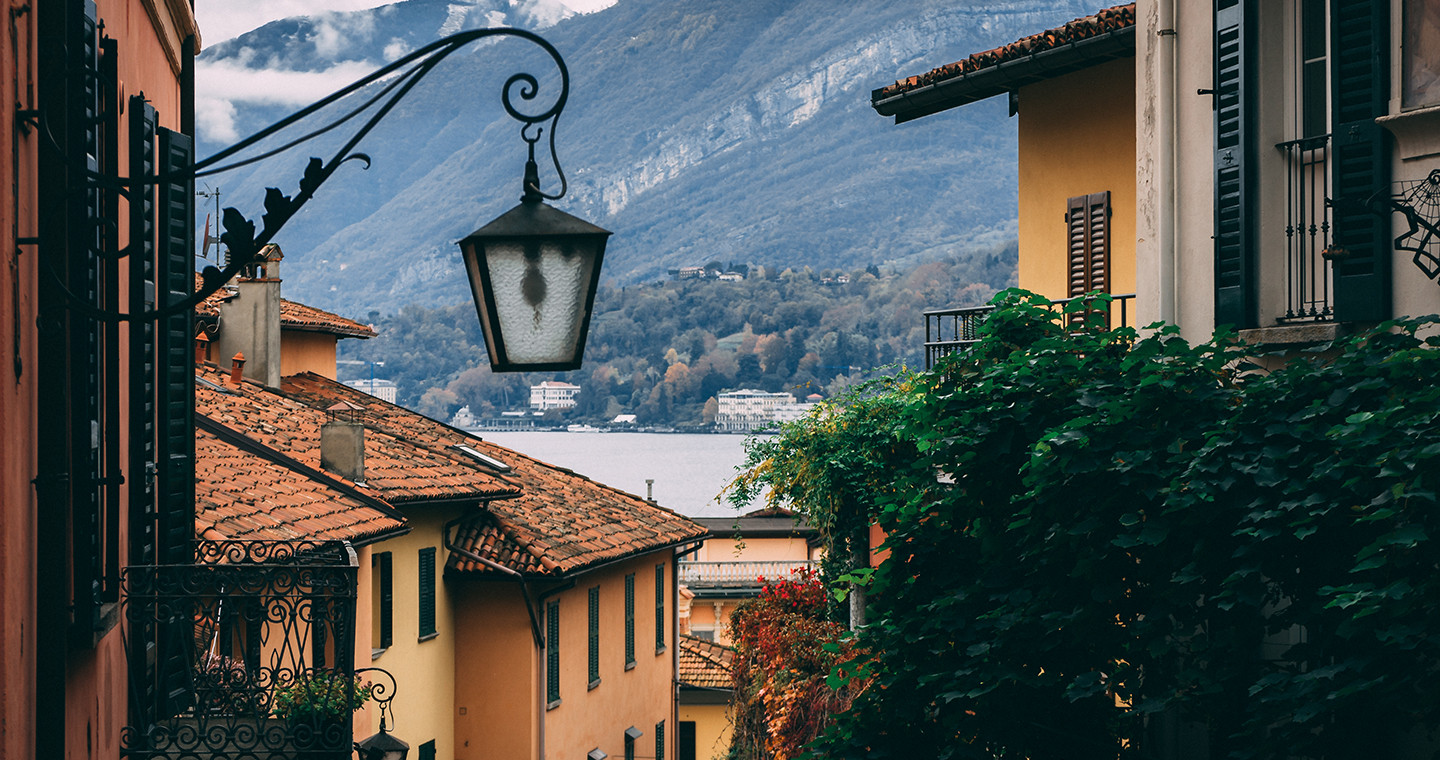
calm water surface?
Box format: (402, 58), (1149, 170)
(474, 431), (764, 517)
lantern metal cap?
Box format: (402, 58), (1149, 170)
(459, 198), (611, 243)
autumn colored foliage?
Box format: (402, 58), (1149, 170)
(726, 571), (868, 760)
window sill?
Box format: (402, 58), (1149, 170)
(1238, 322), (1347, 347)
(418, 632), (439, 643)
(1378, 105), (1440, 162)
(588, 678), (602, 691)
(625, 661), (636, 671)
(655, 645), (667, 655)
(546, 698), (561, 712)
(371, 647), (388, 661)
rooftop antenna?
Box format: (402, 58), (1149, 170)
(197, 184), (224, 263)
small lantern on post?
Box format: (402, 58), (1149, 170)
(459, 151), (610, 373)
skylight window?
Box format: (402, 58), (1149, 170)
(451, 444), (511, 472)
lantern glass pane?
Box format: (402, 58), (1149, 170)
(483, 239), (597, 365)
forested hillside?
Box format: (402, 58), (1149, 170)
(338, 249), (1013, 426)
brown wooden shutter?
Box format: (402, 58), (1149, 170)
(1066, 191), (1111, 298)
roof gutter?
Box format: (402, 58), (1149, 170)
(871, 24), (1136, 123)
(441, 516), (544, 649)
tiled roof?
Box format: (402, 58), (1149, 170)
(195, 275), (376, 338)
(678, 635), (735, 690)
(872, 3), (1136, 122)
(195, 363), (520, 505)
(279, 372), (709, 577)
(196, 427), (405, 544)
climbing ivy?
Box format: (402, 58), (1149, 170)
(733, 290), (1440, 759)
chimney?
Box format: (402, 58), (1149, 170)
(229, 352), (246, 385)
(645, 479), (655, 503)
(215, 243), (284, 388)
(195, 330), (210, 364)
(320, 401), (366, 483)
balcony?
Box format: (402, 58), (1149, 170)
(1276, 134), (1334, 322)
(121, 539), (366, 759)
(923, 293), (1135, 369)
(678, 560), (817, 591)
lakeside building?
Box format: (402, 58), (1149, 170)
(713, 389), (818, 432)
(343, 377), (399, 403)
(530, 380), (582, 411)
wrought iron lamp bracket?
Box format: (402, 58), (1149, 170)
(46, 27), (571, 323)
(354, 666), (400, 729)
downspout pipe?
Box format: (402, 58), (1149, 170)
(442, 517), (543, 648)
(1156, 0), (1179, 325)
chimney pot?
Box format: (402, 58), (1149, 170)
(229, 352), (246, 384)
(195, 331), (211, 364)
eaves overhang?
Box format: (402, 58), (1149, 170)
(871, 24), (1136, 124)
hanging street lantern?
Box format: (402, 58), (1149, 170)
(459, 152), (610, 373)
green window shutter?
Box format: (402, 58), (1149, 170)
(418, 547), (437, 638)
(588, 586), (601, 685)
(625, 573), (636, 668)
(656, 720), (666, 760)
(655, 564), (666, 652)
(1214, 0), (1258, 329)
(1330, 0), (1391, 322)
(378, 552), (393, 648)
(546, 600), (560, 704)
(418, 740), (436, 760)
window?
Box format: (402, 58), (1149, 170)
(373, 551), (393, 651)
(655, 563), (667, 653)
(679, 721), (696, 760)
(655, 720), (666, 760)
(624, 573), (636, 669)
(588, 586), (601, 687)
(546, 600), (560, 706)
(624, 726), (642, 760)
(418, 740), (436, 760)
(1066, 191), (1110, 298)
(418, 547), (437, 639)
(1403, 0), (1440, 109)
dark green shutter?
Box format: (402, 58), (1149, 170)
(588, 586), (600, 685)
(418, 547), (437, 638)
(1214, 0), (1258, 328)
(418, 739), (436, 760)
(546, 600), (560, 703)
(656, 720), (666, 760)
(155, 127), (194, 566)
(127, 98), (157, 570)
(1330, 0), (1391, 322)
(625, 573), (636, 667)
(378, 551), (393, 648)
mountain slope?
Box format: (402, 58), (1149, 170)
(197, 0), (1112, 315)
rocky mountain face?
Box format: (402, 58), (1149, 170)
(196, 0), (1112, 315)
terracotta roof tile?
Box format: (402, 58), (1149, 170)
(195, 274), (376, 338)
(279, 372), (709, 577)
(196, 428), (406, 543)
(195, 363), (519, 504)
(678, 635), (735, 690)
(876, 3), (1136, 100)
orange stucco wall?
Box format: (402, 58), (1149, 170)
(280, 331), (341, 378)
(1017, 58), (1137, 303)
(456, 553), (677, 760)
(451, 581), (542, 760)
(693, 535), (811, 563)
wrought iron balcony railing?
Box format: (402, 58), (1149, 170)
(678, 560), (817, 589)
(121, 539), (382, 760)
(923, 293), (1135, 369)
(1276, 134), (1334, 322)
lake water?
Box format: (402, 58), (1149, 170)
(472, 431), (765, 517)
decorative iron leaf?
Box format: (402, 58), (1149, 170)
(219, 207), (256, 264)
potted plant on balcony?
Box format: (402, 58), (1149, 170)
(273, 670), (372, 758)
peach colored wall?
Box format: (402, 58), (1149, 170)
(543, 554), (676, 760)
(695, 536), (811, 562)
(686, 601), (738, 646)
(0, 2), (38, 757)
(451, 581), (541, 760)
(280, 331), (340, 379)
(1017, 58), (1137, 305)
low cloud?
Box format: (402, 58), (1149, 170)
(195, 58), (379, 145)
(308, 10), (378, 60)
